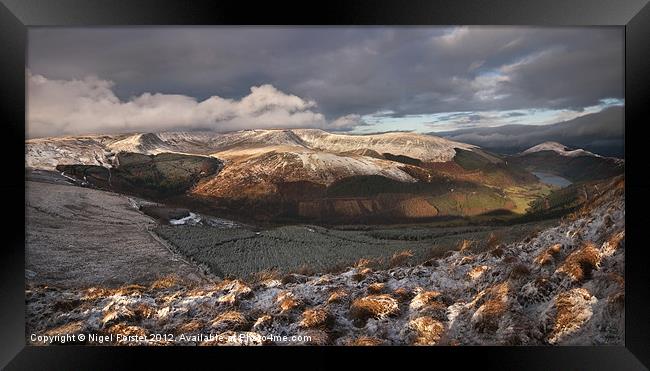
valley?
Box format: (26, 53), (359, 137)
(25, 169), (555, 285)
(28, 130), (590, 225)
(24, 129), (625, 346)
(25, 170), (626, 346)
(21, 25), (627, 350)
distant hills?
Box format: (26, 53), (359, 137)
(435, 106), (624, 158)
(509, 141), (624, 183)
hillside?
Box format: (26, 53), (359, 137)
(509, 142), (624, 183)
(56, 152), (223, 198)
(27, 129), (544, 222)
(26, 175), (625, 345)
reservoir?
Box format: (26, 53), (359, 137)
(532, 171), (572, 188)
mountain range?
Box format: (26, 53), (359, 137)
(26, 129), (623, 224)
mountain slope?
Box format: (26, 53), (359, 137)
(293, 129), (477, 162)
(27, 129), (481, 167)
(26, 134), (129, 170)
(57, 152), (223, 198)
(509, 142), (624, 183)
(26, 175), (625, 345)
(26, 129), (555, 222)
(522, 141), (600, 157)
(194, 146), (417, 196)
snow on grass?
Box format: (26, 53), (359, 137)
(26, 177), (625, 346)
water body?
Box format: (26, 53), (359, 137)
(532, 171), (572, 188)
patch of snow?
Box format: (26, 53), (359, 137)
(169, 212), (202, 226)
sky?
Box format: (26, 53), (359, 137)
(27, 26), (624, 139)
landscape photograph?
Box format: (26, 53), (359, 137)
(25, 26), (625, 346)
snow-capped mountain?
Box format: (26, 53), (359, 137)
(510, 141), (624, 184)
(26, 129), (481, 170)
(521, 141), (600, 158)
(25, 134), (128, 170)
(25, 129), (492, 197)
(291, 129), (476, 162)
(26, 130), (624, 222)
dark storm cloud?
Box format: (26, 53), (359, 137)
(28, 26), (623, 123)
(436, 106), (624, 157)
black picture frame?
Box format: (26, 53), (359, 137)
(2, 0), (649, 369)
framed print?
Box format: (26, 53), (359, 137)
(1, 0), (649, 369)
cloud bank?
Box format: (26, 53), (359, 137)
(27, 27), (623, 140)
(437, 106), (624, 157)
(29, 27), (623, 121)
(27, 72), (334, 138)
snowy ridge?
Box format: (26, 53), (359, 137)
(26, 135), (122, 170)
(522, 141), (600, 158)
(236, 147), (417, 185)
(214, 129), (310, 149)
(108, 133), (172, 154)
(27, 129), (483, 171)
(192, 145), (417, 199)
(293, 129), (476, 162)
(294, 151), (415, 183)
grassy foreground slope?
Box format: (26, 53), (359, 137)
(26, 176), (625, 345)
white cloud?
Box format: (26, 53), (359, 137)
(499, 47), (563, 74)
(329, 114), (368, 131)
(470, 73), (511, 101)
(27, 72), (332, 138)
(435, 27), (470, 45)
